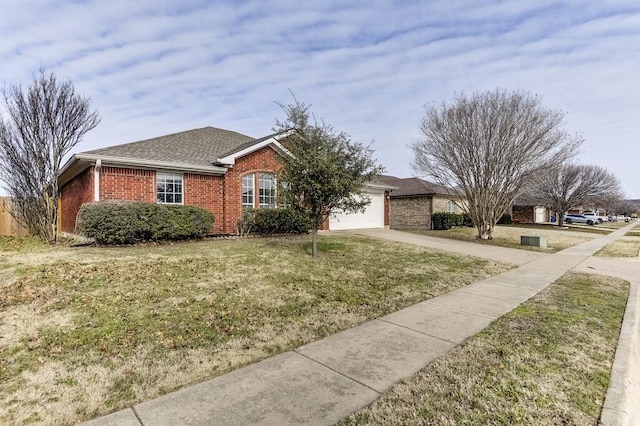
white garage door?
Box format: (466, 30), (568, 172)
(329, 191), (385, 230)
(534, 206), (546, 223)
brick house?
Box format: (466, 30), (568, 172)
(510, 194), (554, 224)
(376, 175), (467, 230)
(59, 127), (393, 234)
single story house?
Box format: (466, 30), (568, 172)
(59, 127), (395, 234)
(375, 175), (467, 230)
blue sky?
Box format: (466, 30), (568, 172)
(2, 0), (639, 197)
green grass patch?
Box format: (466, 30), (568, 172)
(341, 272), (629, 425)
(0, 234), (511, 425)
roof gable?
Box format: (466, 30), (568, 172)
(216, 130), (292, 165)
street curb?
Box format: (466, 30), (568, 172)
(600, 280), (640, 426)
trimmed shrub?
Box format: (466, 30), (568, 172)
(432, 212), (473, 230)
(251, 208), (312, 235)
(235, 210), (255, 236)
(497, 213), (513, 224)
(462, 213), (474, 227)
(432, 213), (454, 230)
(78, 201), (214, 244)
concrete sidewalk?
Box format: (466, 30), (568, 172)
(83, 225), (636, 426)
(574, 254), (640, 425)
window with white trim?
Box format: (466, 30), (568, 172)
(242, 172), (277, 209)
(242, 174), (255, 210)
(157, 172), (183, 204)
(447, 200), (456, 214)
(259, 173), (276, 208)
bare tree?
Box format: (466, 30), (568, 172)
(593, 188), (628, 218)
(528, 164), (624, 226)
(612, 199), (638, 217)
(412, 89), (581, 239)
(0, 70), (100, 242)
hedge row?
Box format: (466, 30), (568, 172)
(432, 213), (474, 230)
(497, 213), (513, 224)
(237, 208), (312, 235)
(432, 212), (512, 230)
(78, 201), (215, 244)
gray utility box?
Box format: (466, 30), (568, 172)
(520, 235), (547, 249)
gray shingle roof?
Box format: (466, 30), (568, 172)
(376, 175), (453, 197)
(512, 192), (541, 206)
(84, 127), (256, 167)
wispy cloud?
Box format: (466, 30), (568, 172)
(1, 0), (639, 196)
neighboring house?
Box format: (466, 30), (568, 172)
(376, 175), (467, 230)
(511, 194), (553, 223)
(59, 127), (394, 234)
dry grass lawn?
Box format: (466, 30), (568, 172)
(596, 237), (640, 257)
(625, 224), (640, 237)
(341, 272), (629, 425)
(0, 234), (511, 425)
(597, 221), (632, 230)
(409, 224), (598, 252)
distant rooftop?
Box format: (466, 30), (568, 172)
(376, 175), (455, 197)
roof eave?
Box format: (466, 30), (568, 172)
(216, 130), (293, 166)
(367, 183), (399, 191)
(390, 192), (437, 198)
(77, 153), (228, 174)
(59, 154), (229, 187)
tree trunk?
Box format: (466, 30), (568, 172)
(311, 227), (318, 257)
(476, 222), (493, 240)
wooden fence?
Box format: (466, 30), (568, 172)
(0, 197), (29, 236)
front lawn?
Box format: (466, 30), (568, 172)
(625, 224), (640, 237)
(596, 237), (640, 257)
(341, 272), (629, 425)
(0, 235), (510, 425)
(408, 224), (598, 252)
(597, 220), (632, 230)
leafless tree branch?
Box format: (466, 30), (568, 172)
(412, 89), (582, 239)
(0, 70), (100, 242)
(528, 164), (624, 226)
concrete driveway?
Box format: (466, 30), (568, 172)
(349, 228), (547, 265)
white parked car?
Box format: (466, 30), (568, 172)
(582, 212), (604, 223)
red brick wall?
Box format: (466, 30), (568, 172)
(60, 167), (94, 233)
(512, 205), (534, 223)
(100, 167), (156, 202)
(184, 174), (225, 232)
(222, 146), (282, 233)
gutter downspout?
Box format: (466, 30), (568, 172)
(94, 159), (101, 201)
(429, 196), (434, 230)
